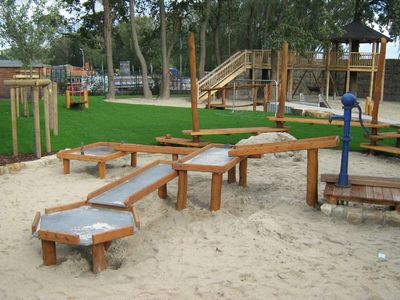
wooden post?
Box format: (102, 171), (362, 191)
(158, 184), (167, 199)
(252, 86), (259, 111)
(239, 158), (247, 187)
(98, 162), (106, 179)
(10, 87), (18, 155)
(52, 82), (58, 136)
(63, 159), (70, 174)
(84, 90), (89, 108)
(23, 88), (29, 117)
(43, 86), (51, 153)
(306, 149), (318, 207)
(66, 90), (70, 109)
(48, 85), (54, 131)
(222, 89), (226, 106)
(207, 91), (211, 109)
(287, 69), (294, 101)
(188, 32), (200, 142)
(33, 86), (41, 158)
(325, 47), (331, 101)
(41, 240), (57, 266)
(176, 171), (188, 210)
(228, 166), (236, 183)
(277, 41), (288, 128)
(15, 87), (20, 117)
(371, 38), (387, 137)
(210, 173), (223, 211)
(130, 153), (137, 167)
(92, 243), (107, 273)
(172, 154), (179, 161)
(345, 39), (352, 92)
(368, 42), (376, 100)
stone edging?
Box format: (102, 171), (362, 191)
(0, 155), (59, 176)
(321, 203), (400, 226)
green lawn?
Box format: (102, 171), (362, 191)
(0, 95), (393, 155)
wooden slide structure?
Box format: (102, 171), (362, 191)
(156, 33), (290, 148)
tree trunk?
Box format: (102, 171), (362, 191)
(129, 0), (152, 99)
(198, 0), (212, 79)
(159, 0), (169, 99)
(103, 0), (115, 100)
(213, 0), (222, 65)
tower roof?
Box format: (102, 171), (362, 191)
(331, 21), (392, 43)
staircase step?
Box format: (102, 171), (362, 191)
(369, 131), (400, 140)
(360, 144), (400, 155)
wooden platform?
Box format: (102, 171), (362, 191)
(155, 136), (209, 147)
(268, 116), (390, 128)
(182, 127), (289, 136)
(322, 174), (400, 210)
(360, 144), (400, 155)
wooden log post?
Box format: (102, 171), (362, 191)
(172, 154), (179, 161)
(306, 149), (318, 207)
(277, 41), (288, 128)
(23, 88), (29, 117)
(371, 38), (387, 139)
(84, 90), (89, 108)
(228, 166), (236, 184)
(63, 159), (70, 175)
(158, 184), (167, 199)
(15, 87), (20, 117)
(239, 158), (248, 187)
(41, 240), (57, 266)
(188, 32), (200, 143)
(66, 90), (70, 109)
(92, 243), (107, 273)
(130, 153), (137, 167)
(52, 82), (58, 136)
(210, 173), (223, 211)
(43, 86), (51, 153)
(10, 87), (18, 155)
(98, 162), (106, 179)
(32, 86), (41, 158)
(176, 171), (188, 210)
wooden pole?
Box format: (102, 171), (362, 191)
(210, 173), (223, 211)
(41, 240), (57, 266)
(368, 42), (376, 100)
(48, 85), (54, 131)
(52, 82), (58, 136)
(306, 149), (318, 207)
(276, 41), (288, 128)
(43, 86), (51, 153)
(188, 32), (200, 142)
(23, 88), (29, 117)
(15, 87), (20, 117)
(239, 158), (248, 187)
(371, 38), (387, 135)
(228, 166), (236, 183)
(325, 47), (331, 101)
(92, 244), (107, 273)
(10, 87), (18, 155)
(345, 39), (352, 92)
(33, 86), (41, 158)
(158, 184), (167, 199)
(176, 171), (188, 210)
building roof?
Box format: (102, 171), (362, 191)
(0, 60), (45, 68)
(331, 21), (393, 43)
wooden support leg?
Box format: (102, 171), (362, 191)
(158, 184), (167, 199)
(176, 171), (188, 211)
(172, 154), (179, 161)
(228, 166), (236, 184)
(130, 153), (137, 167)
(306, 149), (318, 207)
(104, 241), (112, 251)
(10, 88), (18, 156)
(33, 87), (41, 158)
(63, 159), (70, 175)
(210, 173), (223, 211)
(98, 162), (106, 179)
(41, 240), (57, 266)
(92, 243), (107, 273)
(239, 158), (248, 187)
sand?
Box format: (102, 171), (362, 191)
(1, 98), (400, 299)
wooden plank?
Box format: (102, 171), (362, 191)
(268, 117), (390, 128)
(360, 144), (400, 155)
(45, 200), (87, 214)
(365, 186), (375, 200)
(92, 243), (107, 273)
(4, 79), (51, 87)
(373, 186), (384, 201)
(392, 188), (400, 202)
(306, 149), (318, 207)
(229, 136), (339, 156)
(38, 230), (80, 245)
(116, 143), (195, 155)
(92, 226), (134, 245)
(321, 174), (400, 189)
(132, 207), (141, 229)
(41, 240), (57, 266)
(210, 173), (223, 211)
(156, 136), (209, 148)
(182, 127), (289, 136)
(382, 187), (394, 202)
(176, 171), (188, 211)
(32, 212), (41, 234)
(369, 132), (400, 141)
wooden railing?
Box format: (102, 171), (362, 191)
(329, 52), (379, 69)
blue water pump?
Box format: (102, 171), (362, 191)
(330, 93), (370, 188)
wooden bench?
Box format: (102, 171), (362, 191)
(360, 144), (400, 156)
(268, 116), (390, 128)
(321, 174), (400, 210)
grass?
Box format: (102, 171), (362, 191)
(0, 95), (394, 155)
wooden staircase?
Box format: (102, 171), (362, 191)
(360, 129), (400, 156)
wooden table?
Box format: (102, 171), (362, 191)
(172, 144), (247, 211)
(56, 142), (134, 179)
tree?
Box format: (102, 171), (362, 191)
(103, 0), (115, 99)
(129, 0), (152, 99)
(0, 0), (64, 73)
(198, 0), (212, 79)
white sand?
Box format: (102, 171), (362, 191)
(1, 98), (400, 299)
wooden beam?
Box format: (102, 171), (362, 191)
(32, 212), (41, 234)
(116, 143), (195, 155)
(158, 184), (167, 199)
(321, 173), (400, 189)
(92, 243), (106, 273)
(268, 116), (389, 128)
(4, 79), (51, 87)
(239, 158), (247, 187)
(45, 201), (87, 214)
(41, 240), (57, 266)
(92, 226), (134, 245)
(229, 136), (339, 156)
(182, 127), (289, 136)
(39, 230), (80, 245)
(188, 32), (200, 142)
